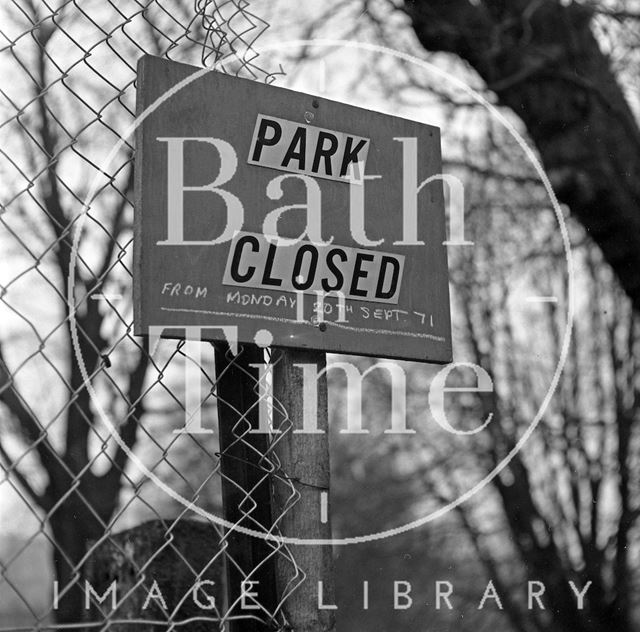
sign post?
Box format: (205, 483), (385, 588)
(271, 348), (335, 632)
(212, 341), (277, 631)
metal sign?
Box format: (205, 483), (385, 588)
(134, 55), (452, 363)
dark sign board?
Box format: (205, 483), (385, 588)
(134, 55), (452, 363)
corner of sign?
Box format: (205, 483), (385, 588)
(443, 345), (454, 365)
(136, 53), (160, 75)
(135, 55), (147, 81)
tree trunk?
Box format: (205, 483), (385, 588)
(49, 507), (94, 623)
(405, 0), (640, 311)
(47, 456), (121, 623)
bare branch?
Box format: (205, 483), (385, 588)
(93, 160), (135, 287)
(0, 346), (60, 493)
(0, 435), (51, 510)
(99, 339), (150, 487)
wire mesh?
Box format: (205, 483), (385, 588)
(0, 1), (299, 629)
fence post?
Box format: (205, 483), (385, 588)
(272, 348), (336, 632)
(213, 342), (278, 631)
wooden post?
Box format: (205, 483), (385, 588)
(272, 348), (336, 632)
(213, 342), (278, 632)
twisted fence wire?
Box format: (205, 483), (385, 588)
(0, 1), (301, 629)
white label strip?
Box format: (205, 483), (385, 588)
(248, 114), (370, 183)
(222, 232), (404, 305)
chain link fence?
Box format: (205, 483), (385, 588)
(0, 1), (305, 629)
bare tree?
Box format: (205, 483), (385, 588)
(0, 2), (213, 622)
(328, 162), (639, 631)
(436, 216), (640, 632)
(395, 0), (640, 311)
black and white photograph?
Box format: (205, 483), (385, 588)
(1, 1), (639, 631)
